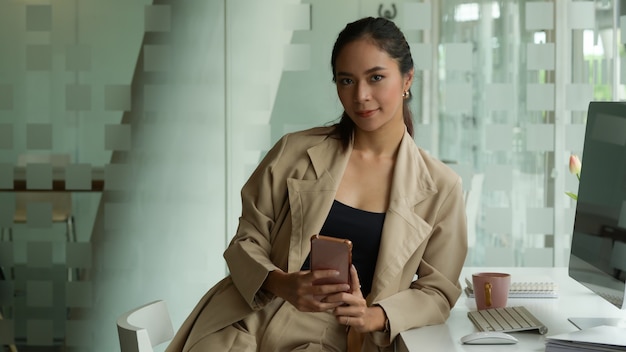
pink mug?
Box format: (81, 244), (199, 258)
(472, 272), (511, 310)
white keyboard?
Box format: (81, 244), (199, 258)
(467, 306), (548, 334)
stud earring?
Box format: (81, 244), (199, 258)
(402, 91), (410, 98)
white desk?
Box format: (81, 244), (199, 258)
(398, 267), (626, 351)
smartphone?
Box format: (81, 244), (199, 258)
(310, 234), (352, 287)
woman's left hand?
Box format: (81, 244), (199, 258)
(325, 265), (385, 333)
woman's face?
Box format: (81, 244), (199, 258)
(334, 37), (413, 135)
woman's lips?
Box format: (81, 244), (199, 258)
(355, 109), (378, 118)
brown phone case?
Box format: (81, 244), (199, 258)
(310, 234), (352, 287)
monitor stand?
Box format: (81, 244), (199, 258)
(568, 317), (626, 330)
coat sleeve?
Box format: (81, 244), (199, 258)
(372, 176), (468, 347)
(222, 134), (293, 310)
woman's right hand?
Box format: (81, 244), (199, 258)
(263, 269), (351, 312)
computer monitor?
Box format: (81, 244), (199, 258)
(568, 101), (626, 330)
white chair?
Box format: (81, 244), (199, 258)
(117, 300), (175, 352)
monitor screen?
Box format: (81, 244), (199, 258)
(568, 101), (626, 312)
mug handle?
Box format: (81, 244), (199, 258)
(484, 282), (492, 307)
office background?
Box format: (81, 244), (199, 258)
(0, 0), (623, 350)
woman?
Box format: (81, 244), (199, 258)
(166, 17), (467, 352)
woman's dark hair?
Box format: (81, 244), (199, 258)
(330, 17), (414, 149)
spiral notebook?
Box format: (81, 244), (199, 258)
(464, 276), (559, 298)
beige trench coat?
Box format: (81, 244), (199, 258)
(166, 126), (468, 352)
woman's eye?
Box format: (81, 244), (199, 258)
(371, 75), (383, 82)
(339, 78), (353, 85)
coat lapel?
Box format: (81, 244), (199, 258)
(282, 131), (438, 299)
(286, 137), (352, 272)
(369, 133), (437, 301)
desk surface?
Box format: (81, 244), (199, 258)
(398, 267), (626, 351)
(1, 166), (104, 192)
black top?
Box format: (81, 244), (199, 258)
(302, 200), (385, 297)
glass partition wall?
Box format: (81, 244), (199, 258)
(0, 0), (623, 350)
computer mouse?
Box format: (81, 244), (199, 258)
(460, 331), (519, 345)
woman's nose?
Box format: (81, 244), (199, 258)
(354, 82), (371, 102)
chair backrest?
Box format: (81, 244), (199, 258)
(117, 300), (174, 352)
